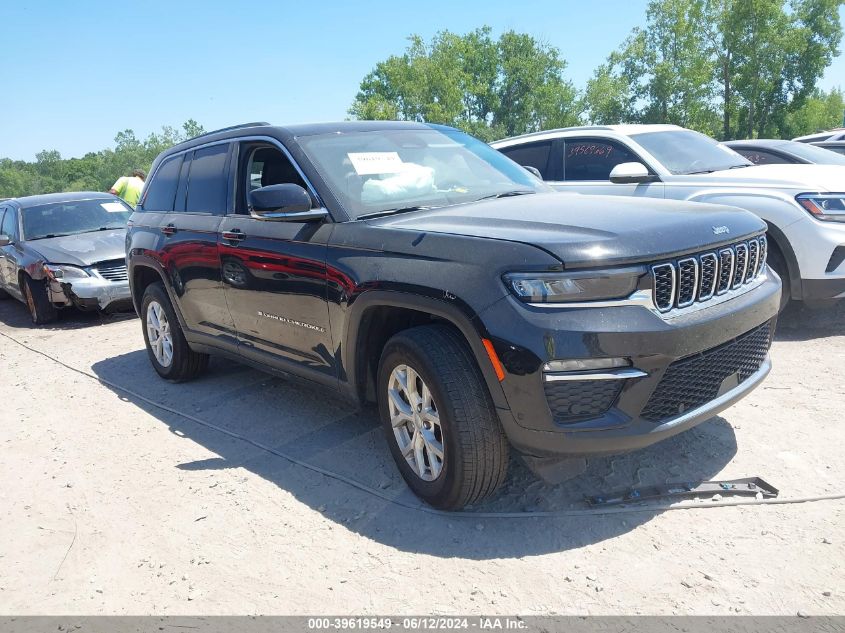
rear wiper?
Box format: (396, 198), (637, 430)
(476, 190), (536, 201)
(357, 206), (436, 220)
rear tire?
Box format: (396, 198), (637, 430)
(21, 275), (57, 324)
(140, 282), (208, 382)
(377, 324), (509, 510)
(765, 242), (790, 313)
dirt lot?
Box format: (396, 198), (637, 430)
(0, 297), (843, 615)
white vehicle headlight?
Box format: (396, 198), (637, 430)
(796, 193), (845, 222)
(43, 264), (90, 280)
(504, 269), (643, 303)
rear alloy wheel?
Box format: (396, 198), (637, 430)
(378, 324), (509, 510)
(140, 282), (208, 381)
(21, 275), (57, 324)
(146, 301), (174, 368)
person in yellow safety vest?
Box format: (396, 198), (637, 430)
(109, 169), (146, 208)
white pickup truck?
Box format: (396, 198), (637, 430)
(493, 124), (845, 309)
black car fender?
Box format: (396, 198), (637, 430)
(128, 254), (193, 333)
(341, 287), (509, 410)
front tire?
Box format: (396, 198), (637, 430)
(140, 282), (208, 381)
(377, 324), (509, 510)
(21, 275), (57, 324)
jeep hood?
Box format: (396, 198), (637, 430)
(688, 164), (845, 191)
(24, 229), (126, 267)
(369, 192), (765, 268)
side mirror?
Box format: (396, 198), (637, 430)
(249, 184), (327, 222)
(0, 234), (10, 247)
(609, 162), (654, 184)
(524, 166), (543, 180)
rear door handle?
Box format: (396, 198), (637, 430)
(222, 229), (246, 243)
(161, 223), (177, 236)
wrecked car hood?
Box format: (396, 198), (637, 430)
(24, 229), (127, 267)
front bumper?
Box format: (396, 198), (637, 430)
(787, 214), (845, 299)
(479, 272), (781, 458)
(47, 277), (133, 311)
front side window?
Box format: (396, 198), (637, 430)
(563, 139), (640, 181)
(498, 141), (553, 179)
(238, 144), (311, 213)
(21, 199), (131, 241)
(297, 127), (549, 219)
(186, 144), (230, 213)
(0, 208), (15, 239)
(631, 130), (751, 175)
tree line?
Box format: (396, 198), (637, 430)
(352, 0), (845, 141)
(0, 120), (205, 199)
(2, 0), (843, 198)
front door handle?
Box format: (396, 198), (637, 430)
(162, 223), (177, 236)
(222, 229), (246, 243)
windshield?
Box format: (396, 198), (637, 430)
(786, 141), (845, 164)
(297, 127), (549, 219)
(631, 130), (752, 175)
(22, 198), (132, 240)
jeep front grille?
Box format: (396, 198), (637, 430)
(652, 236), (767, 313)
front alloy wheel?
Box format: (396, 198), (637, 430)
(387, 364), (445, 481)
(146, 300), (174, 368)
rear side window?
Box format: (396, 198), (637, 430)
(143, 155), (183, 211)
(563, 139), (639, 181)
(733, 148), (792, 165)
(498, 141), (553, 179)
(186, 144), (230, 213)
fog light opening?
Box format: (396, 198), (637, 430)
(543, 357), (631, 373)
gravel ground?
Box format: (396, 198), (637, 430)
(0, 297), (843, 615)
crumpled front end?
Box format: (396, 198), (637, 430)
(44, 259), (133, 312)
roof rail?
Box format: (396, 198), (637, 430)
(187, 121), (271, 141)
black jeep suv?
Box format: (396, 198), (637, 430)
(127, 121), (780, 510)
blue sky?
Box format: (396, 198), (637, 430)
(1, 0), (843, 161)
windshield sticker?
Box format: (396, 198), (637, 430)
(101, 202), (127, 212)
(348, 152), (404, 175)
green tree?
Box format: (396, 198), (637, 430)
(349, 27), (581, 140)
(584, 0), (844, 139)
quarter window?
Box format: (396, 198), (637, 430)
(186, 144), (230, 213)
(142, 154), (183, 212)
(498, 141), (553, 179)
(563, 139), (640, 181)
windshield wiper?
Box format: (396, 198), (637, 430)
(357, 206), (436, 220)
(475, 190), (537, 201)
(27, 232), (77, 240)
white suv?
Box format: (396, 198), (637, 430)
(492, 124), (845, 308)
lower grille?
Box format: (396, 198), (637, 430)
(92, 259), (128, 282)
(641, 323), (771, 422)
(544, 379), (623, 424)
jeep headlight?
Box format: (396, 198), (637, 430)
(43, 264), (90, 280)
(504, 268), (643, 303)
(796, 193), (845, 222)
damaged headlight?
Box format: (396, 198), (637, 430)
(43, 264), (90, 280)
(504, 268), (644, 303)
